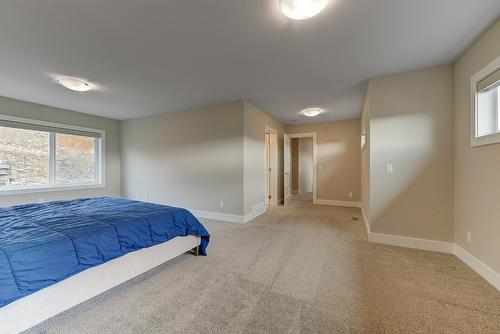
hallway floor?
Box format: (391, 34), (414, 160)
(27, 197), (500, 333)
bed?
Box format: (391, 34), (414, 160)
(0, 197), (210, 334)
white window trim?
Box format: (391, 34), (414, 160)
(361, 133), (367, 152)
(470, 54), (500, 147)
(0, 114), (106, 195)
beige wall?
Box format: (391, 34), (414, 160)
(367, 66), (454, 242)
(453, 20), (500, 273)
(0, 96), (121, 207)
(361, 84), (371, 225)
(121, 100), (285, 218)
(244, 102), (285, 213)
(298, 137), (313, 193)
(121, 101), (245, 215)
(285, 120), (361, 203)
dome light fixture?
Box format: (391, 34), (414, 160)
(301, 107), (323, 117)
(56, 77), (93, 92)
(279, 0), (329, 21)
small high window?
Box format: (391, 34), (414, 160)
(0, 115), (104, 194)
(471, 56), (500, 147)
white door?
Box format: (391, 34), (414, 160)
(284, 133), (292, 205)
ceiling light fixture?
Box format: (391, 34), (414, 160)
(56, 77), (93, 92)
(279, 0), (328, 20)
(301, 107), (323, 117)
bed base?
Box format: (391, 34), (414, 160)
(191, 245), (201, 256)
(0, 235), (201, 334)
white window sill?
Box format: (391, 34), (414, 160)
(0, 183), (106, 196)
(471, 132), (500, 147)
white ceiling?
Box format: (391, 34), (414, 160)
(0, 1), (499, 124)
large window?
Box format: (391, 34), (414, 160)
(471, 56), (500, 147)
(0, 116), (104, 193)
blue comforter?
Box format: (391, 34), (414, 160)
(0, 197), (209, 308)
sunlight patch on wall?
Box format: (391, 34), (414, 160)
(370, 112), (434, 224)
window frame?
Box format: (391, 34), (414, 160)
(471, 55), (500, 147)
(361, 110), (368, 152)
(361, 123), (367, 151)
(0, 114), (105, 195)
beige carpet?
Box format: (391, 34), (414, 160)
(26, 194), (500, 333)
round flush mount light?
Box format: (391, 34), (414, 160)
(301, 107), (323, 117)
(56, 77), (92, 92)
(279, 0), (328, 20)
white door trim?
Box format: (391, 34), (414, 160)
(265, 125), (278, 206)
(287, 132), (317, 203)
(283, 133), (291, 205)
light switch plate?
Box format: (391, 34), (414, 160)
(386, 164), (394, 174)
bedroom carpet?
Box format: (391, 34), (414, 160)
(25, 194), (500, 334)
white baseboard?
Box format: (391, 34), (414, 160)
(453, 244), (500, 291)
(368, 232), (454, 254)
(190, 209), (244, 224)
(361, 206), (370, 237)
(314, 199), (361, 208)
(360, 207), (499, 291)
(191, 202), (266, 224)
(360, 206), (452, 253)
(244, 202), (266, 223)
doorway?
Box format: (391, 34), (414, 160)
(284, 133), (317, 205)
(265, 127), (278, 207)
(291, 137), (314, 200)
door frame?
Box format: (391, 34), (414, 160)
(265, 125), (279, 206)
(283, 133), (291, 205)
(286, 132), (317, 203)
